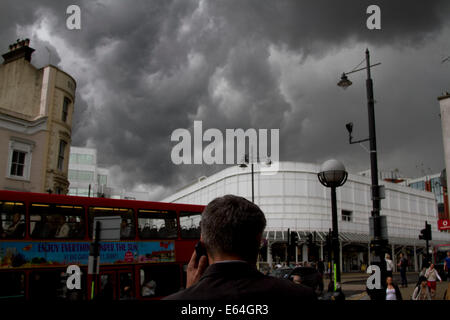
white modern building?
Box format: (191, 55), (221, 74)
(68, 146), (152, 200)
(162, 161), (450, 272)
(68, 147), (111, 197)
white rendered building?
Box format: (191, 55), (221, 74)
(163, 162), (450, 272)
(68, 147), (111, 197)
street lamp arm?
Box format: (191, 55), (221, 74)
(344, 62), (381, 76)
(349, 137), (370, 144)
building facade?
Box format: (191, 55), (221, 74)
(162, 162), (450, 272)
(68, 146), (151, 200)
(0, 39), (76, 194)
(68, 147), (111, 197)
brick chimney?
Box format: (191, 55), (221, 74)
(2, 38), (35, 64)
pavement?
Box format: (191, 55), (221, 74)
(324, 272), (450, 300)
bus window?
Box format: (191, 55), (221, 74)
(29, 270), (86, 300)
(89, 207), (135, 240)
(119, 271), (134, 300)
(138, 209), (177, 239)
(97, 273), (115, 300)
(0, 272), (25, 300)
(140, 264), (181, 298)
(30, 204), (85, 239)
(0, 201), (25, 239)
(179, 212), (201, 239)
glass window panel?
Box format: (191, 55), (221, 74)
(0, 272), (25, 300)
(29, 270), (86, 300)
(138, 210), (177, 239)
(179, 212), (201, 239)
(88, 207), (135, 240)
(119, 272), (134, 300)
(30, 203), (85, 239)
(140, 265), (180, 298)
(0, 201), (25, 239)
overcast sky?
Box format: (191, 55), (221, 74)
(2, 0), (450, 200)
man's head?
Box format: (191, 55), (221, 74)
(200, 195), (266, 264)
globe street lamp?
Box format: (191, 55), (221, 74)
(318, 159), (348, 291)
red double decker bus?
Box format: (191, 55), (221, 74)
(0, 190), (204, 300)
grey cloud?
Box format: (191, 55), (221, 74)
(1, 0), (450, 198)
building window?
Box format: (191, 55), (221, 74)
(69, 153), (77, 164)
(7, 140), (33, 180)
(79, 154), (94, 165)
(342, 210), (353, 222)
(10, 150), (26, 177)
(98, 174), (107, 186)
(62, 97), (70, 122)
(69, 153), (95, 165)
(79, 170), (94, 182)
(57, 140), (67, 171)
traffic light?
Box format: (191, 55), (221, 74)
(419, 222), (432, 241)
(307, 233), (313, 247)
(326, 230), (332, 247)
(290, 231), (298, 247)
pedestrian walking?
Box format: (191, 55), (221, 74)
(445, 251), (450, 281)
(385, 254), (394, 278)
(397, 253), (408, 288)
(412, 276), (432, 300)
(385, 276), (402, 300)
(317, 259), (325, 276)
(425, 263), (442, 299)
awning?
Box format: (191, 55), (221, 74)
(262, 230), (448, 247)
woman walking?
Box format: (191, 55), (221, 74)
(385, 276), (402, 300)
(412, 276), (432, 300)
(425, 263), (442, 299)
(385, 254), (394, 278)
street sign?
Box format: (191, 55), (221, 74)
(438, 219), (450, 231)
(369, 215), (388, 240)
(93, 216), (121, 241)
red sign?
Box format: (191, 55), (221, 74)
(124, 251), (134, 262)
(438, 219), (450, 230)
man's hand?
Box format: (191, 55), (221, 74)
(186, 250), (208, 288)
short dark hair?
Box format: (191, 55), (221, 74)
(200, 195), (266, 263)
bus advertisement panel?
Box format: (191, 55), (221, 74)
(0, 240), (175, 268)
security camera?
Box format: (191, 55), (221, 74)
(345, 122), (353, 134)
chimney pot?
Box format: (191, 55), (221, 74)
(2, 39), (35, 64)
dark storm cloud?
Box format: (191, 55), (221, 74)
(1, 0), (450, 198)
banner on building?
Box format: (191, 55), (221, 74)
(438, 219), (450, 231)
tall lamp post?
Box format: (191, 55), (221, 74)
(338, 49), (388, 297)
(318, 159), (348, 291)
(240, 154), (255, 203)
(240, 153), (272, 203)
